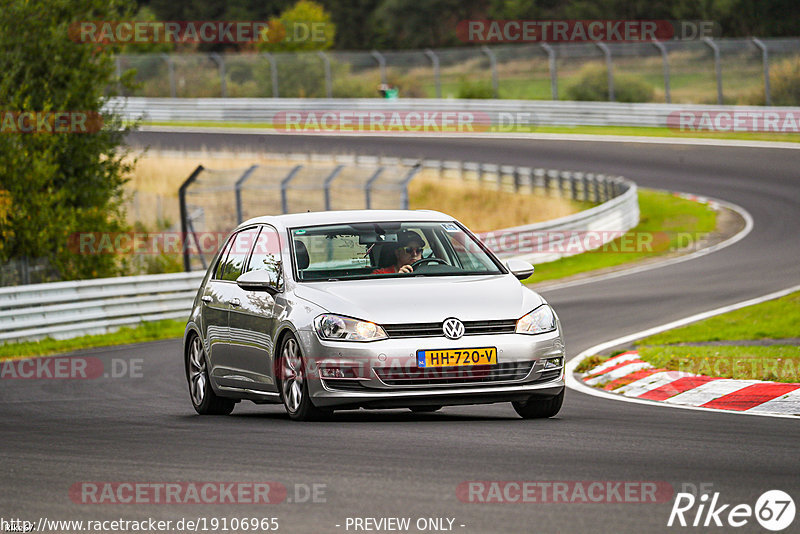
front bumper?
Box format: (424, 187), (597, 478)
(295, 329), (565, 409)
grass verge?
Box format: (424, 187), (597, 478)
(144, 121), (800, 144)
(581, 292), (800, 384)
(527, 189), (717, 283)
(0, 319), (186, 360)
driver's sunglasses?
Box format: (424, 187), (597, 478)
(402, 246), (424, 255)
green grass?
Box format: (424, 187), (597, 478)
(637, 345), (800, 383)
(0, 319), (186, 360)
(143, 120), (800, 144)
(527, 189), (717, 283)
(640, 292), (800, 345)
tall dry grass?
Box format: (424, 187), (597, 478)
(125, 151), (586, 232)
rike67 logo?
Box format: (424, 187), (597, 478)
(668, 489), (795, 531)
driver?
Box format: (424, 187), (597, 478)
(372, 231), (425, 274)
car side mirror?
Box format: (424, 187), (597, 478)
(236, 269), (281, 294)
(505, 259), (535, 281)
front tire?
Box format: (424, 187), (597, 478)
(277, 333), (331, 421)
(512, 390), (564, 419)
(186, 335), (235, 415)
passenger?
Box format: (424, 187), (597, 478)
(372, 231), (425, 274)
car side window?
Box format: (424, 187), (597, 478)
(245, 226), (283, 287)
(213, 235), (236, 280)
(219, 229), (257, 281)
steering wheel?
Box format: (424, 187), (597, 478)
(410, 257), (448, 270)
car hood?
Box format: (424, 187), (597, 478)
(292, 275), (544, 324)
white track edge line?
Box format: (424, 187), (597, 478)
(537, 194), (753, 292)
(139, 126), (800, 150)
(565, 283), (800, 420)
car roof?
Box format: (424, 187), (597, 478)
(238, 209), (454, 230)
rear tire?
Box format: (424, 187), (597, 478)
(512, 390), (564, 419)
(277, 333), (331, 421)
(186, 335), (235, 415)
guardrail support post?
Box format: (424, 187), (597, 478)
(323, 165), (344, 211)
(209, 53), (226, 98)
(752, 38), (771, 105)
(371, 50), (387, 85)
(179, 165), (205, 272)
(594, 42), (614, 102)
(424, 49), (441, 98)
(280, 165), (303, 214)
(262, 53), (279, 97)
(703, 38), (723, 104)
(365, 167), (384, 209)
(318, 51), (333, 98)
(235, 165), (259, 224)
(651, 41), (671, 103)
(161, 53), (176, 98)
(540, 43), (558, 100)
(481, 45), (499, 98)
(400, 164), (422, 210)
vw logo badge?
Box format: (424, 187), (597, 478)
(442, 318), (465, 340)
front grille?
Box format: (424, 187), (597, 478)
(382, 319), (517, 338)
(374, 361), (534, 387)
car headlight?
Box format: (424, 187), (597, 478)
(313, 314), (388, 342)
(516, 305), (557, 335)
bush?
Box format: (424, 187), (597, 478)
(565, 64), (654, 103)
(457, 79), (495, 99)
(769, 55), (800, 106)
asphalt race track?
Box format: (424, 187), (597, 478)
(2, 132), (799, 533)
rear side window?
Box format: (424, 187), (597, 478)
(217, 229), (258, 281)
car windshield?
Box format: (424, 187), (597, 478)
(290, 221), (503, 281)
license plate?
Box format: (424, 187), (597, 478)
(416, 347), (497, 368)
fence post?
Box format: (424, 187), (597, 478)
(280, 165), (304, 214)
(703, 37), (723, 105)
(323, 165), (344, 211)
(317, 51), (333, 98)
(481, 45), (499, 98)
(371, 50), (387, 84)
(161, 53), (176, 98)
(594, 42), (614, 101)
(262, 53), (279, 97)
(179, 165), (205, 272)
(235, 165), (259, 224)
(651, 41), (671, 103)
(365, 167), (384, 209)
(400, 164), (422, 210)
(115, 56), (122, 96)
(540, 43), (558, 100)
(209, 53), (226, 97)
(752, 38), (771, 105)
(424, 49), (441, 98)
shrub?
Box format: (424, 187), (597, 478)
(566, 64), (654, 103)
(769, 55), (800, 106)
(457, 79), (495, 99)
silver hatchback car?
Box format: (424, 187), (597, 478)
(184, 210), (565, 421)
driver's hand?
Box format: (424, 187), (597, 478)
(398, 264), (413, 274)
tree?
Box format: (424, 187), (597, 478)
(258, 0), (335, 52)
(0, 0), (138, 280)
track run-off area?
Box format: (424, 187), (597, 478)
(2, 131), (799, 533)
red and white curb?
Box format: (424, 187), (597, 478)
(580, 351), (800, 416)
(565, 284), (800, 419)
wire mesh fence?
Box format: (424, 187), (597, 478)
(116, 37), (800, 105)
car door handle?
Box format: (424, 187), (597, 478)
(228, 298), (241, 307)
(200, 296), (212, 303)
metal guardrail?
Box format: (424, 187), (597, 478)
(0, 161), (636, 344)
(111, 97), (800, 129)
